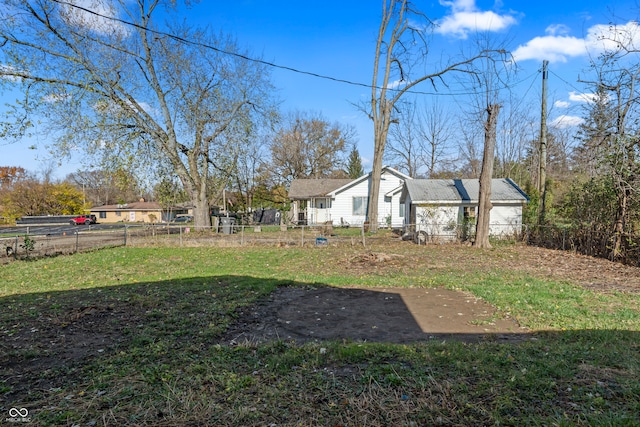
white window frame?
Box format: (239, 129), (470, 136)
(353, 196), (368, 216)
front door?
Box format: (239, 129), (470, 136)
(314, 198), (330, 223)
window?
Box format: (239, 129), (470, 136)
(99, 211), (106, 219)
(399, 203), (405, 218)
(353, 196), (368, 216)
(313, 198), (330, 209)
(116, 211), (121, 217)
(464, 206), (476, 218)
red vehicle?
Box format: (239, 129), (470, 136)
(69, 214), (97, 225)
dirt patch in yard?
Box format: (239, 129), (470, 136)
(223, 243), (640, 345)
(223, 286), (527, 345)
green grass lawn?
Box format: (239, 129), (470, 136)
(1, 239), (639, 426)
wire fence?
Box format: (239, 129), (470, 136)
(126, 223), (374, 248)
(1, 228), (128, 263)
(0, 221), (528, 263)
(3, 221), (637, 267)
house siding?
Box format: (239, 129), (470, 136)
(329, 180), (368, 226)
(91, 201), (168, 224)
(288, 167), (412, 227)
(414, 204), (460, 241)
(330, 171), (407, 227)
(401, 178), (528, 241)
(412, 203), (524, 240)
(388, 192), (404, 228)
(487, 204), (524, 236)
(92, 209), (163, 223)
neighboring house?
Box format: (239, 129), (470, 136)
(91, 199), (189, 223)
(289, 167), (412, 227)
(401, 178), (529, 241)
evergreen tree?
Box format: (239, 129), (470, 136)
(346, 145), (364, 179)
(573, 85), (615, 177)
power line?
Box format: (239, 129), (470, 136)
(50, 0), (536, 98)
(548, 69), (585, 94)
(509, 69), (541, 113)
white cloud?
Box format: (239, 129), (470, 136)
(0, 64), (23, 82)
(550, 115), (584, 129)
(545, 24), (570, 37)
(60, 0), (128, 36)
(124, 99), (157, 116)
(551, 92), (598, 112)
(440, 0), (476, 12)
(435, 0), (517, 38)
(136, 102), (156, 115)
(513, 21), (640, 63)
(93, 98), (157, 118)
(42, 93), (72, 103)
(386, 79), (409, 89)
(586, 21), (640, 52)
(512, 34), (586, 63)
(569, 91), (597, 103)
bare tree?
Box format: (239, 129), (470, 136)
(0, 1), (276, 228)
(495, 97), (537, 181)
(268, 111), (354, 185)
(385, 100), (452, 178)
(577, 52), (640, 259)
(420, 101), (453, 177)
(232, 131), (269, 213)
(66, 169), (142, 207)
(365, 0), (504, 231)
(385, 101), (424, 177)
(457, 116), (483, 178)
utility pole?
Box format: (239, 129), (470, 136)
(538, 60), (548, 223)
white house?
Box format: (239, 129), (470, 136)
(400, 178), (529, 241)
(288, 167), (412, 228)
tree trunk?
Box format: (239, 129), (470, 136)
(183, 163), (211, 229)
(367, 149), (383, 232)
(192, 187), (211, 229)
(612, 184), (629, 260)
(367, 105), (392, 233)
(474, 104), (500, 248)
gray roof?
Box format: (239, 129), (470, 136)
(404, 179), (460, 202)
(289, 179), (354, 199)
(403, 178), (528, 204)
(460, 179), (528, 202)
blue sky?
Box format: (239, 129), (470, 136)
(2, 0), (639, 178)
